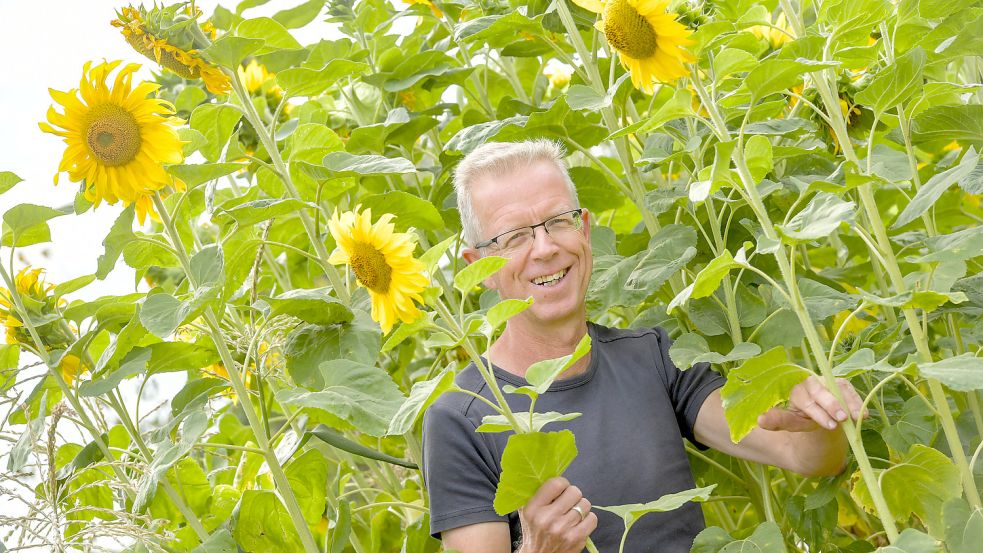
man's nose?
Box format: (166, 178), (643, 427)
(528, 225), (560, 258)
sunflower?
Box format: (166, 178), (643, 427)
(58, 354), (84, 385)
(0, 268), (58, 346)
(238, 60), (278, 95)
(543, 59), (574, 90)
(328, 207), (428, 334)
(112, 6), (231, 95)
(574, 0), (695, 93)
(750, 12), (793, 49)
(40, 60), (185, 224)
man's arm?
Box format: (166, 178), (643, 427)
(443, 522), (513, 553)
(694, 376), (864, 477)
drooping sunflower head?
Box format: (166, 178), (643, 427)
(575, 0), (695, 93)
(0, 267), (58, 346)
(328, 207), (429, 333)
(112, 4), (231, 95)
(40, 60), (185, 224)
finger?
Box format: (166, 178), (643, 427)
(836, 378), (867, 419)
(758, 407), (817, 432)
(798, 399), (839, 430)
(563, 497), (592, 528)
(548, 484), (583, 516)
(813, 387), (849, 423)
(575, 511), (599, 537)
(527, 477), (569, 509)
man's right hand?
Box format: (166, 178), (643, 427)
(517, 477), (597, 553)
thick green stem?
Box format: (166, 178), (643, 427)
(689, 73), (902, 541)
(432, 298), (525, 432)
(151, 194), (321, 553)
(229, 73), (351, 307)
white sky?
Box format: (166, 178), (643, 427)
(0, 0), (352, 297)
(0, 1), (355, 545)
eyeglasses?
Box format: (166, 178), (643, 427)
(474, 209), (584, 254)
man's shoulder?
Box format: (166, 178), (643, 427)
(590, 322), (668, 348)
(426, 363), (488, 421)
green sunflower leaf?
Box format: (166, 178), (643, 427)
(493, 430), (578, 515)
(721, 347), (811, 442)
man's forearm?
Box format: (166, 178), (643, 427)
(786, 426), (849, 477)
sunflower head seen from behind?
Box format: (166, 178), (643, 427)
(574, 0), (695, 93)
(328, 207), (429, 334)
(39, 60), (185, 224)
(112, 4), (231, 95)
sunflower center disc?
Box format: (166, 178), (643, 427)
(604, 0), (660, 59)
(350, 242), (392, 293)
(84, 104), (142, 167)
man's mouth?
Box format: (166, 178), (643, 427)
(532, 268), (569, 287)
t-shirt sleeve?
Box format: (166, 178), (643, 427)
(422, 401), (508, 539)
(651, 326), (726, 448)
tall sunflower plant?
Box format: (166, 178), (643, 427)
(1, 0), (982, 550)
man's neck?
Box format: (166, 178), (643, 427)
(488, 317), (591, 381)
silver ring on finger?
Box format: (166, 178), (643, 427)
(571, 505), (587, 521)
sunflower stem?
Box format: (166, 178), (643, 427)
(432, 297), (525, 433)
(688, 68), (902, 542)
(151, 193), (322, 553)
(0, 264), (210, 543)
(229, 71), (352, 307)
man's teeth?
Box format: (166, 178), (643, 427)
(533, 269), (568, 286)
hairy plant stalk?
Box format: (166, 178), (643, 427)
(810, 55), (983, 509)
(151, 194), (321, 553)
(689, 72), (902, 541)
(229, 66), (351, 307)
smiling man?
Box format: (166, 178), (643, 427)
(421, 140), (864, 553)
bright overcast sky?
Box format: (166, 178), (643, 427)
(0, 0), (351, 299)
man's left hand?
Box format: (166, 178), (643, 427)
(757, 376), (866, 433)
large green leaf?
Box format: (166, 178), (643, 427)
(236, 17), (301, 53)
(917, 354), (983, 391)
(855, 48), (926, 118)
(214, 198), (313, 227)
(266, 288), (354, 325)
(189, 104), (242, 162)
(911, 105), (983, 145)
(272, 0), (323, 28)
(594, 485), (716, 529)
(851, 444), (960, 533)
(721, 347), (811, 442)
(873, 529), (942, 553)
(276, 60), (370, 97)
(719, 522), (787, 553)
(454, 256), (508, 294)
(359, 191), (443, 231)
(745, 58), (838, 101)
(893, 147), (979, 228)
(278, 359), (405, 436)
(166, 163), (244, 189)
(283, 317), (380, 388)
(320, 152), (416, 175)
(2, 203), (67, 247)
(778, 193), (856, 242)
(284, 449), (328, 525)
(201, 35), (263, 68)
(944, 500), (983, 553)
(493, 430), (578, 515)
(234, 490), (303, 552)
(96, 206), (135, 279)
(0, 171), (23, 195)
(387, 370), (456, 435)
(668, 250), (741, 313)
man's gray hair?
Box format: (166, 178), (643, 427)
(453, 139), (580, 247)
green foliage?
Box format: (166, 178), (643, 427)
(5, 0), (983, 550)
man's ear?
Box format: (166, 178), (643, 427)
(461, 247), (480, 266)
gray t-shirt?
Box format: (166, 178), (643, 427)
(422, 323), (726, 552)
